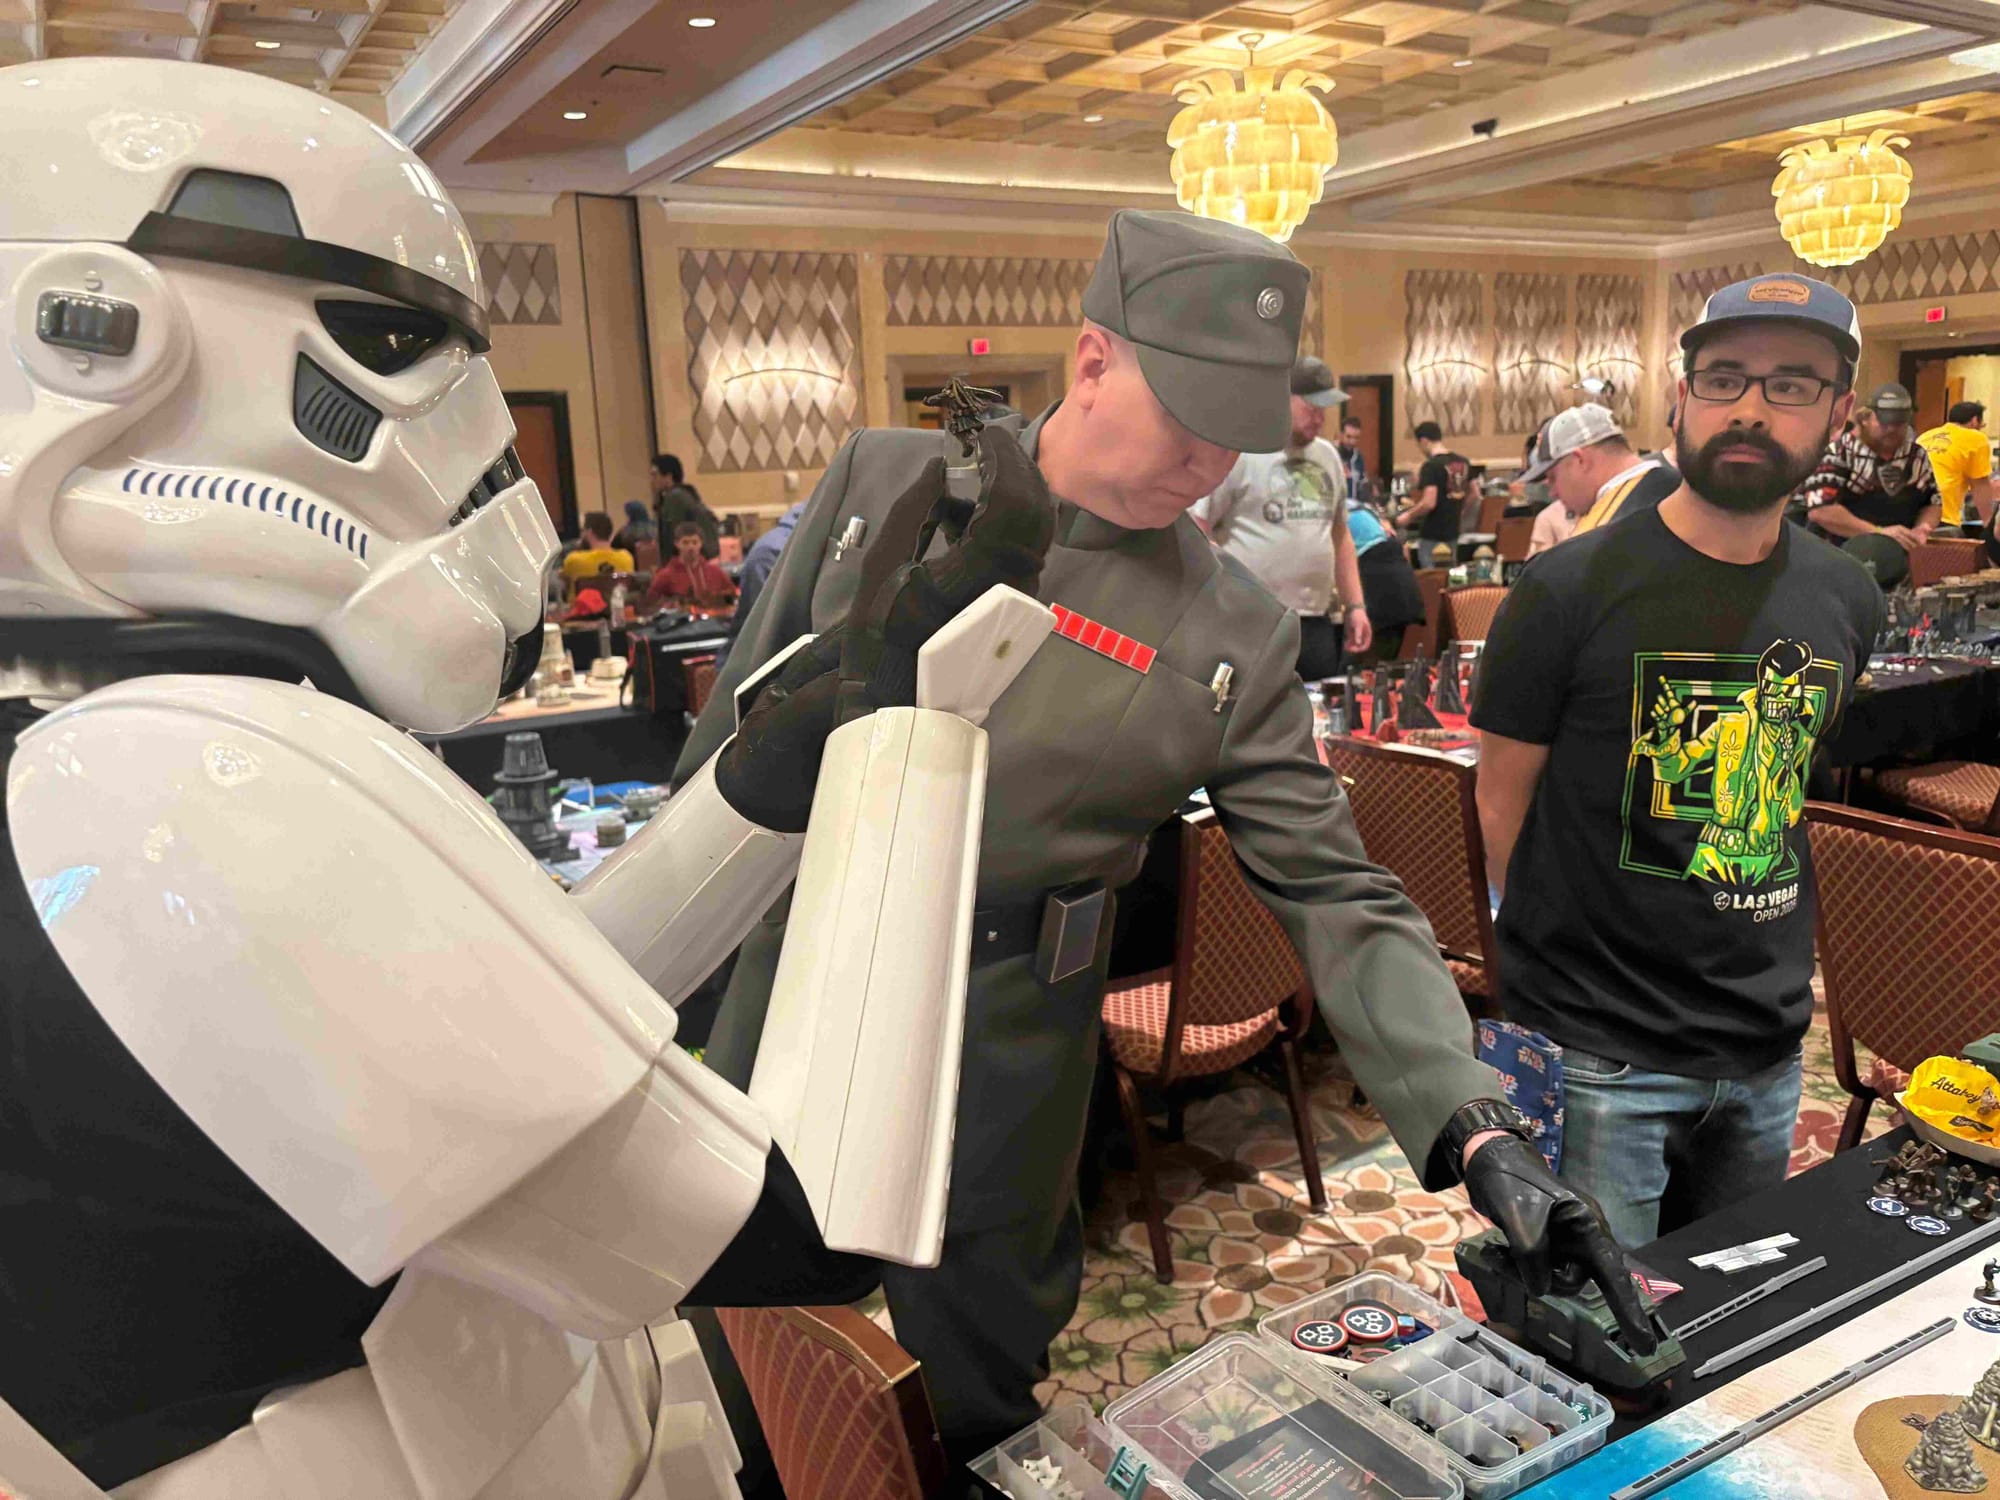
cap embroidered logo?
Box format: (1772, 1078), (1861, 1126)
(1256, 287), (1285, 319)
(1746, 279), (1812, 306)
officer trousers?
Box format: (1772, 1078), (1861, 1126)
(700, 897), (1111, 1470)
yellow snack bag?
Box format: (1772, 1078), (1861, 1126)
(1906, 1056), (2000, 1143)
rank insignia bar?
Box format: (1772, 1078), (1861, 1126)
(1051, 604), (1155, 674)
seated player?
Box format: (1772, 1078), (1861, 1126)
(649, 520), (739, 608)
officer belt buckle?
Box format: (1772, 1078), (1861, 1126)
(1036, 880), (1107, 986)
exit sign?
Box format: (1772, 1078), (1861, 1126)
(967, 337), (991, 356)
(1927, 305), (1948, 324)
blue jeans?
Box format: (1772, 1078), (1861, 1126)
(1558, 1045), (1803, 1249)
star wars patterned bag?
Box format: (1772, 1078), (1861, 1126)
(1476, 1019), (1564, 1173)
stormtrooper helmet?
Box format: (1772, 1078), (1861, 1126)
(0, 58), (557, 732)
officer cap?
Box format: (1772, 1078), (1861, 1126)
(1082, 209), (1310, 453)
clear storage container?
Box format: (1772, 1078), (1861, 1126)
(970, 1401), (1169, 1500)
(1257, 1275), (1611, 1498)
(1102, 1335), (1462, 1500)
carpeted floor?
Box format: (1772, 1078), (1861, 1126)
(1026, 995), (1892, 1414)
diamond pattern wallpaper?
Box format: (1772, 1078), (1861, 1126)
(1494, 272), (1568, 434)
(882, 254), (1321, 354)
(1819, 231), (2000, 306)
(680, 250), (862, 474)
(1576, 274), (1645, 428)
(1405, 270), (1486, 437)
(885, 255), (1093, 326)
(477, 243), (561, 325)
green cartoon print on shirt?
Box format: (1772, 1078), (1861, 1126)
(1624, 640), (1836, 888)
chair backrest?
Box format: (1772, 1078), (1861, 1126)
(1909, 537), (1986, 589)
(1403, 569), (1450, 659)
(1476, 490), (1509, 534)
(1808, 803), (2000, 1078)
(1495, 514), (1535, 563)
(1160, 810), (1306, 1066)
(1441, 585), (1508, 647)
(684, 654), (718, 717)
(1325, 734), (1494, 968)
(633, 540), (662, 573)
(716, 1305), (946, 1500)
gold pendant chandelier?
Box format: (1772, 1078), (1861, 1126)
(1771, 127), (1913, 268)
(1167, 34), (1336, 243)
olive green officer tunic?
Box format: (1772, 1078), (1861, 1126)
(676, 406), (1502, 1453)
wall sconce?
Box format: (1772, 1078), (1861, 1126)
(723, 366), (843, 386)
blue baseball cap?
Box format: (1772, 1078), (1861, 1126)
(1680, 274), (1861, 365)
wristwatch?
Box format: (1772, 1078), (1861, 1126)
(1439, 1098), (1533, 1174)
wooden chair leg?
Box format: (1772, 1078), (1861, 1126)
(1279, 1037), (1328, 1214)
(1837, 1091), (1875, 1153)
(1113, 1065), (1175, 1282)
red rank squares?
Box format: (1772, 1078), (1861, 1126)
(1050, 604), (1155, 674)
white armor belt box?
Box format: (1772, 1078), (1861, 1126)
(973, 1274), (1612, 1500)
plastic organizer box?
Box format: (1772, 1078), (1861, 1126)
(970, 1399), (1173, 1500)
(1257, 1273), (1611, 1497)
(1101, 1335), (1461, 1500)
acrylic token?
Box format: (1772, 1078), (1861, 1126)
(1340, 1303), (1400, 1344)
(1867, 1196), (1909, 1217)
(1908, 1215), (1951, 1236)
(1290, 1320), (1349, 1356)
(1965, 1307), (2000, 1334)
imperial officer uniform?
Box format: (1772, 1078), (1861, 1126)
(678, 211), (1506, 1458)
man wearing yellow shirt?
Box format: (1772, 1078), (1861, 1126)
(1917, 401), (1995, 532)
(558, 510), (635, 584)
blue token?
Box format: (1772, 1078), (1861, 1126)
(1868, 1196), (1909, 1217)
(1967, 1308), (2000, 1334)
(1909, 1215), (1952, 1236)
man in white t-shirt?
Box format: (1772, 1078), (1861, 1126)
(1194, 358), (1372, 679)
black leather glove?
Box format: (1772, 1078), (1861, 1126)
(714, 427), (1053, 832)
(1461, 1134), (1660, 1355)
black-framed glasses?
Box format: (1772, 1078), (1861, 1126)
(1687, 367), (1839, 407)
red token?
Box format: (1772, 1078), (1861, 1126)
(1290, 1320), (1350, 1356)
(1339, 1302), (1400, 1344)
(1347, 1345), (1397, 1364)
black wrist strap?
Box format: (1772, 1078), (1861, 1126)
(1440, 1098), (1533, 1180)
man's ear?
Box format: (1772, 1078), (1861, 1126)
(1070, 324), (1112, 411)
(1830, 387), (1857, 433)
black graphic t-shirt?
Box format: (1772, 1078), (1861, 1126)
(1416, 451), (1471, 540)
(1471, 507), (1884, 1078)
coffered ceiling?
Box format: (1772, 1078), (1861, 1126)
(792, 0), (1802, 154)
(0, 0), (464, 98)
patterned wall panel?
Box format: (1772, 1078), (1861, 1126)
(478, 243), (561, 325)
(1404, 269), (1486, 437)
(1494, 272), (1569, 434)
(884, 255), (1093, 326)
(1576, 273), (1645, 428)
(1300, 274), (1322, 360)
(680, 250), (862, 474)
(1816, 231), (2000, 306)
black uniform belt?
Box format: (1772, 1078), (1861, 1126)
(970, 880), (1108, 984)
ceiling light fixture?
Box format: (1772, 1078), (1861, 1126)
(1167, 32), (1335, 244)
(1452, 58), (1473, 67)
(1772, 127), (1912, 267)
(254, 39), (281, 48)
(1083, 113), (1104, 122)
(563, 110), (587, 120)
(687, 15), (715, 26)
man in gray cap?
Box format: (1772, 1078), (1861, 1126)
(1194, 356), (1370, 679)
(1798, 380), (1942, 565)
(679, 209), (1650, 1462)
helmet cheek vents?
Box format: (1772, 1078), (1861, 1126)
(294, 353), (381, 463)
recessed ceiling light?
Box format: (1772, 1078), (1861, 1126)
(563, 110), (588, 120)
(1083, 113), (1103, 122)
(1452, 58), (1473, 67)
(254, 39), (281, 48)
(687, 15), (715, 25)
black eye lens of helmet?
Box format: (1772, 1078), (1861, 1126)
(317, 300), (451, 376)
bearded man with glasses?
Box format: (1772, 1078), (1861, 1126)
(1467, 275), (1886, 1248)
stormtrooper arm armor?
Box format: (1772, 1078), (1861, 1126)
(568, 645), (815, 1007)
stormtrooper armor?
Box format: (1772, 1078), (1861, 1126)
(0, 57), (1051, 1498)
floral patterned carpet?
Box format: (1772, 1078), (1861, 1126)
(1026, 996), (1890, 1415)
